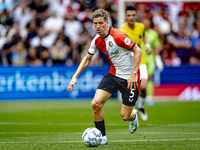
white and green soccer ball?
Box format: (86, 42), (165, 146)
(82, 127), (102, 147)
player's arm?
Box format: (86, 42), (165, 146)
(128, 44), (142, 91)
(154, 33), (164, 71)
(143, 33), (152, 55)
(67, 53), (93, 93)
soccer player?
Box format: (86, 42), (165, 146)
(67, 9), (142, 145)
(119, 6), (151, 121)
(142, 17), (163, 103)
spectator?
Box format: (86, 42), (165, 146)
(0, 24), (7, 49)
(82, 18), (96, 38)
(77, 6), (93, 22)
(44, 11), (64, 34)
(169, 25), (192, 64)
(28, 0), (48, 14)
(31, 24), (54, 49)
(190, 18), (200, 65)
(37, 44), (51, 66)
(0, 28), (7, 65)
(43, 10), (64, 47)
(189, 56), (199, 65)
(191, 18), (200, 39)
(74, 30), (102, 65)
(10, 41), (27, 66)
(154, 6), (171, 35)
(6, 21), (22, 43)
(48, 0), (66, 18)
(50, 32), (73, 66)
(165, 50), (181, 67)
(64, 10), (83, 44)
(63, 0), (81, 16)
(27, 46), (42, 66)
(178, 3), (195, 37)
(30, 25), (52, 66)
(166, 2), (183, 33)
(161, 49), (169, 66)
(2, 36), (17, 65)
(161, 41), (172, 65)
(191, 38), (200, 65)
(25, 20), (38, 48)
(0, 9), (13, 27)
(13, 1), (32, 30)
(150, 4), (163, 26)
(0, 0), (14, 13)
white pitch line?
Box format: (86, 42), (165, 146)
(147, 124), (200, 127)
(0, 122), (200, 127)
(0, 131), (200, 135)
(111, 138), (200, 142)
(0, 122), (94, 126)
(0, 132), (63, 135)
(0, 122), (124, 126)
(113, 132), (200, 135)
(0, 138), (200, 144)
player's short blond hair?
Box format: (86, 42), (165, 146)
(92, 9), (108, 21)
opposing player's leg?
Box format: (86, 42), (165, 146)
(91, 89), (112, 145)
(146, 62), (155, 106)
(137, 64), (148, 121)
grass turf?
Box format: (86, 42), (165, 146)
(0, 99), (200, 150)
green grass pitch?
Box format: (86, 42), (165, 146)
(0, 99), (200, 150)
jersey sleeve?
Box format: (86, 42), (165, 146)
(112, 28), (135, 50)
(88, 35), (98, 55)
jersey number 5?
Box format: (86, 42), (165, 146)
(129, 89), (135, 102)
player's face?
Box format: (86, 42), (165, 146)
(125, 10), (137, 25)
(142, 18), (151, 29)
(93, 17), (109, 37)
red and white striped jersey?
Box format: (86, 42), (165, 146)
(88, 27), (136, 80)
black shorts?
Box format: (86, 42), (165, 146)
(97, 73), (139, 106)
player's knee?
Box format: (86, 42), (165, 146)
(121, 113), (129, 121)
(140, 79), (147, 91)
(91, 100), (102, 113)
(91, 100), (97, 109)
(140, 84), (146, 91)
(122, 117), (129, 121)
(148, 75), (153, 80)
(140, 89), (146, 98)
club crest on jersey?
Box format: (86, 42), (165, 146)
(109, 41), (113, 47)
(124, 37), (131, 45)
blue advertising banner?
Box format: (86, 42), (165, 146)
(1, 64), (199, 100)
(0, 65), (110, 100)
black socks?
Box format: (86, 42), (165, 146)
(94, 120), (106, 136)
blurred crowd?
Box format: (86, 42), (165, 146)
(134, 2), (200, 67)
(0, 0), (200, 67)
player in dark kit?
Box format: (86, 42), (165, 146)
(67, 9), (142, 145)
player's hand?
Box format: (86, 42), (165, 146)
(67, 78), (77, 93)
(127, 74), (138, 91)
(146, 47), (152, 55)
(155, 55), (164, 71)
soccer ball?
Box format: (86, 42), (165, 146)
(82, 127), (102, 147)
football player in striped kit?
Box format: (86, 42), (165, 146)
(67, 9), (142, 145)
